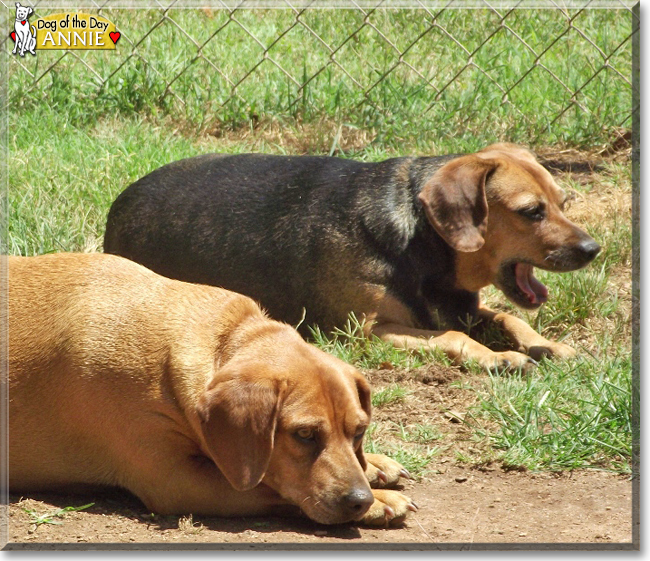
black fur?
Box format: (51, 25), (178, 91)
(104, 153), (478, 334)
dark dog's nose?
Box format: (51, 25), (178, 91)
(578, 238), (601, 262)
(342, 487), (374, 518)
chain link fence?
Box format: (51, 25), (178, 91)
(3, 1), (639, 149)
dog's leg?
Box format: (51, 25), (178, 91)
(477, 307), (576, 361)
(125, 447), (291, 517)
(27, 30), (36, 55)
(372, 323), (534, 371)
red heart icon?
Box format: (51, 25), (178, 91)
(10, 31), (16, 42)
(109, 31), (120, 45)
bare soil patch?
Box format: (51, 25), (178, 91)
(6, 468), (633, 548)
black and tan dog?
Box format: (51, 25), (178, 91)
(104, 143), (600, 371)
(8, 252), (415, 526)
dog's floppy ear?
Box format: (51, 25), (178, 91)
(352, 371), (372, 470)
(196, 365), (285, 491)
(418, 155), (499, 252)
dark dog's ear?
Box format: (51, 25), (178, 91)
(418, 156), (499, 252)
(196, 365), (285, 491)
(352, 371), (372, 470)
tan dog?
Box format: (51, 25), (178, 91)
(7, 253), (415, 526)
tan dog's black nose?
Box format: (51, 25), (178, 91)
(343, 487), (374, 518)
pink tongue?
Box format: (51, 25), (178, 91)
(515, 263), (548, 304)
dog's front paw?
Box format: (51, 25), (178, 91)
(364, 453), (411, 488)
(360, 489), (418, 527)
(527, 341), (576, 361)
(479, 350), (536, 373)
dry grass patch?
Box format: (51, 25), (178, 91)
(210, 115), (377, 156)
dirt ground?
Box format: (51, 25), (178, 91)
(5, 467), (635, 550)
(6, 468), (634, 549)
(4, 364), (636, 550)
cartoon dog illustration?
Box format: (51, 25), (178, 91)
(12, 3), (36, 57)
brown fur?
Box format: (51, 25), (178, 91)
(7, 252), (415, 525)
(104, 143), (599, 372)
(372, 143), (600, 370)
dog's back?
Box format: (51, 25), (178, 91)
(7, 252), (261, 491)
(104, 153), (440, 331)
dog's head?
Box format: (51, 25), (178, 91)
(15, 3), (32, 21)
(196, 325), (374, 525)
(418, 143), (600, 309)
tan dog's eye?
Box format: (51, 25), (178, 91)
(354, 429), (366, 442)
(295, 428), (316, 443)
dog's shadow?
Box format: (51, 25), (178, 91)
(10, 489), (367, 541)
(541, 158), (605, 175)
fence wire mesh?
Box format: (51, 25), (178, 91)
(2, 1), (639, 149)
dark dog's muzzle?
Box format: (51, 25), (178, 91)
(546, 233), (601, 272)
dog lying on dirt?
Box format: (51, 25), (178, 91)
(7, 252), (415, 526)
(104, 143), (600, 371)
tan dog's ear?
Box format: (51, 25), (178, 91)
(418, 156), (499, 252)
(353, 372), (372, 470)
(196, 366), (285, 491)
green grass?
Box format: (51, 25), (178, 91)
(364, 424), (440, 479)
(309, 314), (449, 371)
(530, 262), (622, 339)
(6, 109), (215, 255)
(7, 7), (633, 153)
(22, 503), (95, 529)
(396, 423), (444, 445)
(472, 355), (632, 473)
(371, 385), (410, 408)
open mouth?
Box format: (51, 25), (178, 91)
(497, 262), (549, 309)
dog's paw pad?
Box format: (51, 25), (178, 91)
(364, 453), (411, 488)
(360, 489), (418, 527)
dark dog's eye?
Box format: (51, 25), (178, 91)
(295, 428), (317, 443)
(353, 429), (366, 442)
(518, 203), (545, 221)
